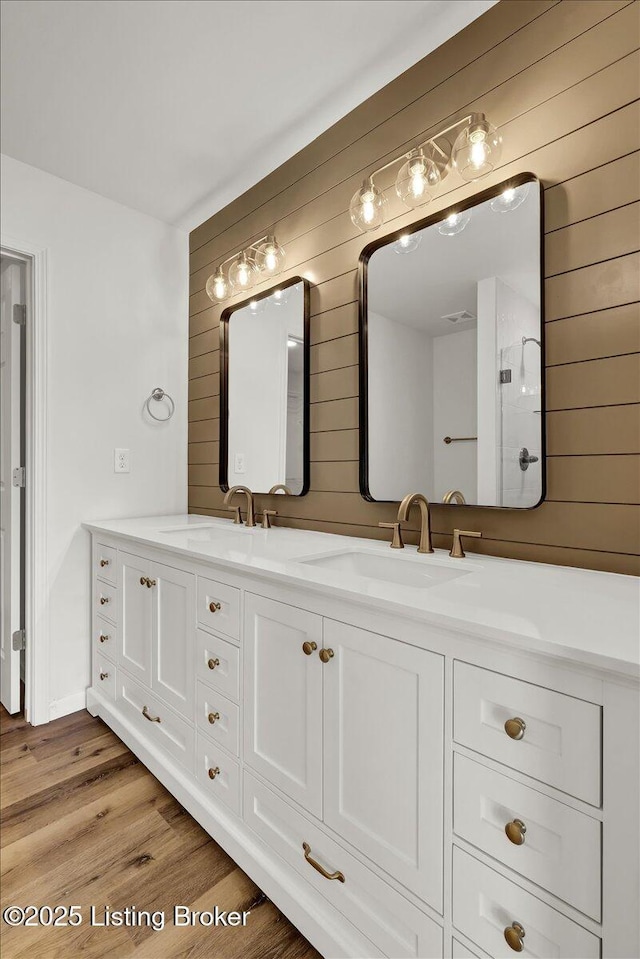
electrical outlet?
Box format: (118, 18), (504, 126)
(114, 448), (130, 473)
(234, 453), (246, 474)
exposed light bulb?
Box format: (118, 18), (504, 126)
(205, 267), (229, 303)
(350, 179), (385, 232)
(361, 191), (375, 224)
(228, 252), (255, 292)
(256, 235), (285, 276)
(470, 135), (488, 170)
(238, 263), (250, 286)
(452, 116), (502, 182)
(265, 247), (278, 271)
(395, 149), (441, 210)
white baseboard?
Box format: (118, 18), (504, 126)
(48, 690), (88, 722)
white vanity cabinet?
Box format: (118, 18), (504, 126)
(86, 521), (640, 959)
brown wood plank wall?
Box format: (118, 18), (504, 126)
(188, 0), (640, 575)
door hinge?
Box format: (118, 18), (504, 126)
(12, 467), (26, 488)
(13, 304), (26, 326)
(499, 368), (512, 384)
(12, 629), (26, 651)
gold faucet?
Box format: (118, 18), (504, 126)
(443, 489), (466, 505)
(450, 528), (482, 558)
(397, 493), (434, 554)
(223, 485), (256, 527)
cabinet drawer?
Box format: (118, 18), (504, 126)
(196, 734), (240, 816)
(195, 682), (239, 756)
(117, 672), (194, 772)
(197, 576), (240, 642)
(452, 847), (600, 959)
(93, 654), (116, 699)
(452, 939), (484, 958)
(94, 618), (116, 662)
(454, 753), (601, 920)
(244, 771), (443, 959)
(95, 543), (117, 584)
(453, 662), (601, 806)
(95, 582), (118, 625)
(196, 630), (239, 702)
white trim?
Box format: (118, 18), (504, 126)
(49, 690), (86, 721)
(1, 233), (49, 725)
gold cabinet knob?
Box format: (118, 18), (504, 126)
(319, 648), (334, 664)
(99, 634), (108, 643)
(208, 766), (220, 780)
(207, 657), (220, 670)
(146, 578), (156, 588)
(208, 711), (220, 724)
(209, 601), (221, 613)
(99, 596), (109, 605)
(504, 922), (526, 952)
(504, 717), (526, 740)
(505, 818), (527, 845)
(302, 641), (317, 656)
(140, 576), (147, 586)
(99, 671), (109, 681)
(100, 558), (110, 567)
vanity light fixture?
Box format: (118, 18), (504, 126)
(205, 232), (287, 303)
(349, 112), (502, 233)
(438, 209), (472, 236)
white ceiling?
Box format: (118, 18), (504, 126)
(1, 0), (495, 229)
(368, 184), (541, 333)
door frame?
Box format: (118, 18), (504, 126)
(1, 235), (49, 725)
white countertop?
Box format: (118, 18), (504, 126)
(84, 513), (640, 680)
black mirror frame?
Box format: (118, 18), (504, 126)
(219, 275), (311, 496)
(358, 172), (546, 509)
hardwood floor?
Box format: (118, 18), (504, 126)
(0, 706), (320, 959)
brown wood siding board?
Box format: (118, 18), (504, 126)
(188, 1), (640, 573)
(188, 0), (626, 271)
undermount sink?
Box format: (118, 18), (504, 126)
(297, 550), (470, 588)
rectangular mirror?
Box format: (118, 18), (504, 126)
(361, 174), (543, 508)
(220, 277), (309, 495)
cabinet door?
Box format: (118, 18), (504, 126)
(323, 620), (444, 911)
(243, 593), (323, 817)
(151, 560), (195, 718)
(118, 552), (152, 686)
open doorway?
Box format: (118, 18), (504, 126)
(0, 250), (28, 716)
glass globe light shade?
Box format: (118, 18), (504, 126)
(452, 118), (502, 182)
(438, 209), (472, 236)
(393, 232), (422, 254)
(255, 235), (286, 276)
(271, 286), (292, 307)
(350, 178), (386, 232)
(395, 151), (440, 208)
(205, 267), (229, 303)
(228, 252), (256, 292)
(490, 182), (530, 213)
(247, 297), (266, 316)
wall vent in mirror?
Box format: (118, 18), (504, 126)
(220, 278), (310, 497)
(350, 112), (502, 233)
(360, 174), (543, 510)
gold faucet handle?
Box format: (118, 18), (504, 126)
(229, 505), (242, 525)
(261, 510), (277, 529)
(450, 528), (482, 559)
(379, 521), (404, 549)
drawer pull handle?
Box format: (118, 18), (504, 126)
(99, 671), (109, 681)
(504, 716), (526, 740)
(100, 558), (110, 567)
(319, 648), (334, 664)
(302, 842), (345, 883)
(146, 578), (156, 588)
(99, 634), (109, 643)
(505, 818), (527, 845)
(99, 596), (110, 605)
(302, 641), (317, 656)
(142, 705), (161, 723)
(208, 711), (220, 725)
(207, 658), (220, 670)
(504, 922), (526, 952)
(209, 601), (221, 613)
(208, 766), (220, 780)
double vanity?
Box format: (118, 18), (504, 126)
(85, 511), (640, 959)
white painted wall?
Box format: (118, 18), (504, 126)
(368, 310), (432, 500)
(432, 329), (477, 503)
(1, 155), (188, 721)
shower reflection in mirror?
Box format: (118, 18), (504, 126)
(361, 175), (543, 508)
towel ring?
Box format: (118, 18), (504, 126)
(145, 387), (175, 422)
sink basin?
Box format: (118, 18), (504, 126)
(297, 550), (470, 588)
